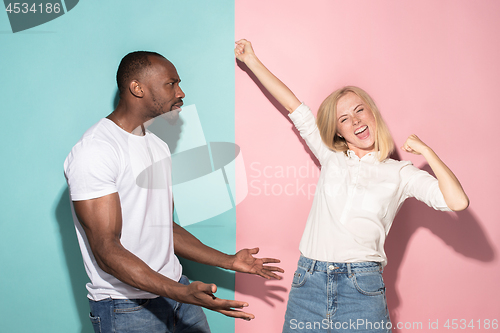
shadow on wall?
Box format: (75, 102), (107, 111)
(237, 61), (321, 169)
(178, 210), (289, 307)
(49, 90), (124, 332)
(384, 156), (495, 332)
(55, 187), (93, 333)
(236, 61), (319, 308)
(235, 273), (288, 307)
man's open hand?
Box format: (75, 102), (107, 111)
(230, 247), (284, 280)
(180, 281), (255, 320)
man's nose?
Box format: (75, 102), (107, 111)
(176, 86), (185, 99)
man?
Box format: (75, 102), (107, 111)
(64, 51), (283, 332)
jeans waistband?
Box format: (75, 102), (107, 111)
(297, 255), (382, 274)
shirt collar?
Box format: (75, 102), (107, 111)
(346, 150), (380, 164)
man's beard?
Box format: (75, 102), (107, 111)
(147, 92), (167, 119)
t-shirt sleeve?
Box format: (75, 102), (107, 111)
(400, 163), (452, 212)
(64, 139), (120, 201)
(288, 103), (332, 165)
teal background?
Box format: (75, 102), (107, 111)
(0, 1), (236, 332)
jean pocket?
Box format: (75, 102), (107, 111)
(113, 298), (151, 313)
(89, 312), (102, 333)
(291, 266), (309, 288)
(350, 271), (385, 296)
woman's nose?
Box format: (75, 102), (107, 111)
(352, 115), (360, 125)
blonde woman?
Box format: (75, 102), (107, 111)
(235, 39), (468, 333)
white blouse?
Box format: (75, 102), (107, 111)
(289, 104), (451, 266)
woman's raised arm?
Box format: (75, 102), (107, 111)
(235, 39), (301, 113)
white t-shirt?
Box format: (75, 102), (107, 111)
(64, 118), (182, 301)
(289, 104), (451, 266)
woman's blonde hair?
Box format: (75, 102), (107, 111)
(316, 86), (394, 161)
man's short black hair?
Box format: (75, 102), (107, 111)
(116, 51), (164, 95)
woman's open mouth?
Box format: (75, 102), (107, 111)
(354, 125), (369, 139)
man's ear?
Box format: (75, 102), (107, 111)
(129, 80), (144, 98)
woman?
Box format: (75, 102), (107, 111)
(234, 39), (469, 333)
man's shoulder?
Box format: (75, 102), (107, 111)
(65, 119), (122, 168)
(77, 118), (116, 143)
(71, 119), (123, 151)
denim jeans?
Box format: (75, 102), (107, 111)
(88, 275), (210, 333)
(283, 256), (392, 333)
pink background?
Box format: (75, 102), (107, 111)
(235, 0), (500, 332)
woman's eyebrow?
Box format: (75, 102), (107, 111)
(353, 104), (363, 111)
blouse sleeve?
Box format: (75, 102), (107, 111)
(400, 163), (452, 212)
(288, 103), (332, 165)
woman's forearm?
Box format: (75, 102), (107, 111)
(235, 39), (301, 113)
(402, 134), (469, 211)
(421, 147), (469, 211)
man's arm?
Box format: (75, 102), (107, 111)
(173, 222), (284, 280)
(73, 193), (256, 320)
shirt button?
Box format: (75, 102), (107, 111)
(329, 265), (335, 270)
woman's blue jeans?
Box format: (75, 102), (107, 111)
(283, 256), (392, 333)
(88, 275), (211, 333)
